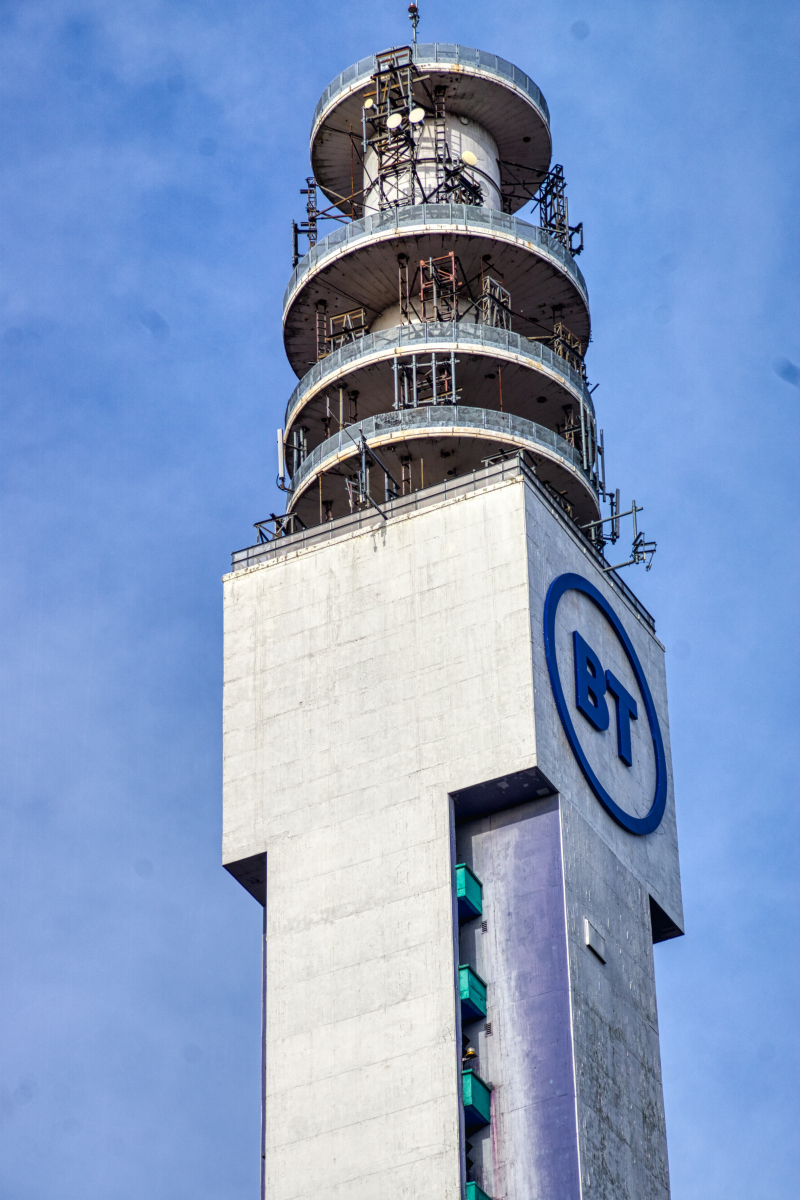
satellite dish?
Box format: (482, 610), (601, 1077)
(409, 107), (426, 124)
(461, 151), (478, 167)
(363, 97), (374, 109)
(386, 112), (403, 129)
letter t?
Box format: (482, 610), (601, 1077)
(605, 670), (638, 766)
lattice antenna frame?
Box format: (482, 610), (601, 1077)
(533, 165), (584, 255)
(361, 48), (429, 211)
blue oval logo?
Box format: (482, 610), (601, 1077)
(543, 573), (667, 836)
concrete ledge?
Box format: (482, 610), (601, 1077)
(224, 851), (266, 906)
(283, 205), (587, 319)
(451, 766), (557, 823)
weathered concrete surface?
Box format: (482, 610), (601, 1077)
(224, 479), (538, 1200)
(222, 473), (682, 1200)
(563, 806), (670, 1200)
(457, 797), (582, 1200)
(523, 479), (682, 1200)
(524, 481), (683, 929)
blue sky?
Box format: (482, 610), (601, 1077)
(0, 2), (797, 1197)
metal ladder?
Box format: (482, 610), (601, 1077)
(433, 86), (449, 198)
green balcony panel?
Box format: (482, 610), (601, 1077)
(459, 964), (487, 1023)
(455, 863), (483, 922)
(462, 1069), (492, 1132)
(466, 1183), (493, 1200)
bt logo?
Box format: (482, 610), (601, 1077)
(543, 573), (667, 836)
(573, 631), (638, 767)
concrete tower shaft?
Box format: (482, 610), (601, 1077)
(222, 36), (682, 1200)
(280, 44), (600, 535)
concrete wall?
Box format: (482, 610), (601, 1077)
(223, 479), (538, 1200)
(523, 481), (681, 1200)
(222, 472), (682, 1200)
(562, 805), (670, 1200)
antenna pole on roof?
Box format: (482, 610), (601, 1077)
(408, 4), (419, 44)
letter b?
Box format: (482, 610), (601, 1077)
(573, 631), (609, 731)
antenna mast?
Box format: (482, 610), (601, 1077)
(408, 4), (419, 44)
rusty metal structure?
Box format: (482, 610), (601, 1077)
(273, 40), (654, 563)
(532, 163), (584, 256)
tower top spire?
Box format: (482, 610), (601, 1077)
(408, 4), (419, 44)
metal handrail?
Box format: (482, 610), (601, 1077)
(311, 43), (550, 132)
(282, 205), (588, 316)
(232, 455), (529, 572)
(228, 452), (657, 638)
(287, 405), (597, 497)
(283, 321), (595, 429)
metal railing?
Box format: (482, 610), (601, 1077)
(229, 452), (657, 636)
(287, 405), (596, 497)
(283, 205), (588, 315)
(283, 321), (595, 429)
(233, 455), (529, 572)
(311, 43), (549, 131)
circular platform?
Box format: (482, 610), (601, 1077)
(283, 322), (595, 459)
(283, 205), (590, 377)
(310, 44), (551, 217)
(286, 406), (599, 528)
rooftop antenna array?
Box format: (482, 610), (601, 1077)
(408, 4), (420, 44)
(274, 39), (656, 576)
(532, 165), (584, 256)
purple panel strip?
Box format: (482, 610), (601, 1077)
(457, 798), (580, 1200)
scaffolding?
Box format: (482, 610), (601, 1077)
(293, 49), (429, 246)
(479, 275), (512, 330)
(326, 308), (368, 353)
(421, 253), (459, 321)
(360, 53), (487, 212)
(371, 47), (419, 120)
(398, 252), (515, 330)
(314, 306), (368, 361)
(552, 320), (587, 377)
(365, 117), (421, 210)
(429, 84), (484, 205)
(392, 349), (459, 408)
(398, 254), (411, 323)
(314, 301), (328, 362)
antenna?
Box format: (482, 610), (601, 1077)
(408, 4), (419, 44)
(579, 498), (657, 572)
(276, 428), (285, 483)
(276, 429), (292, 492)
